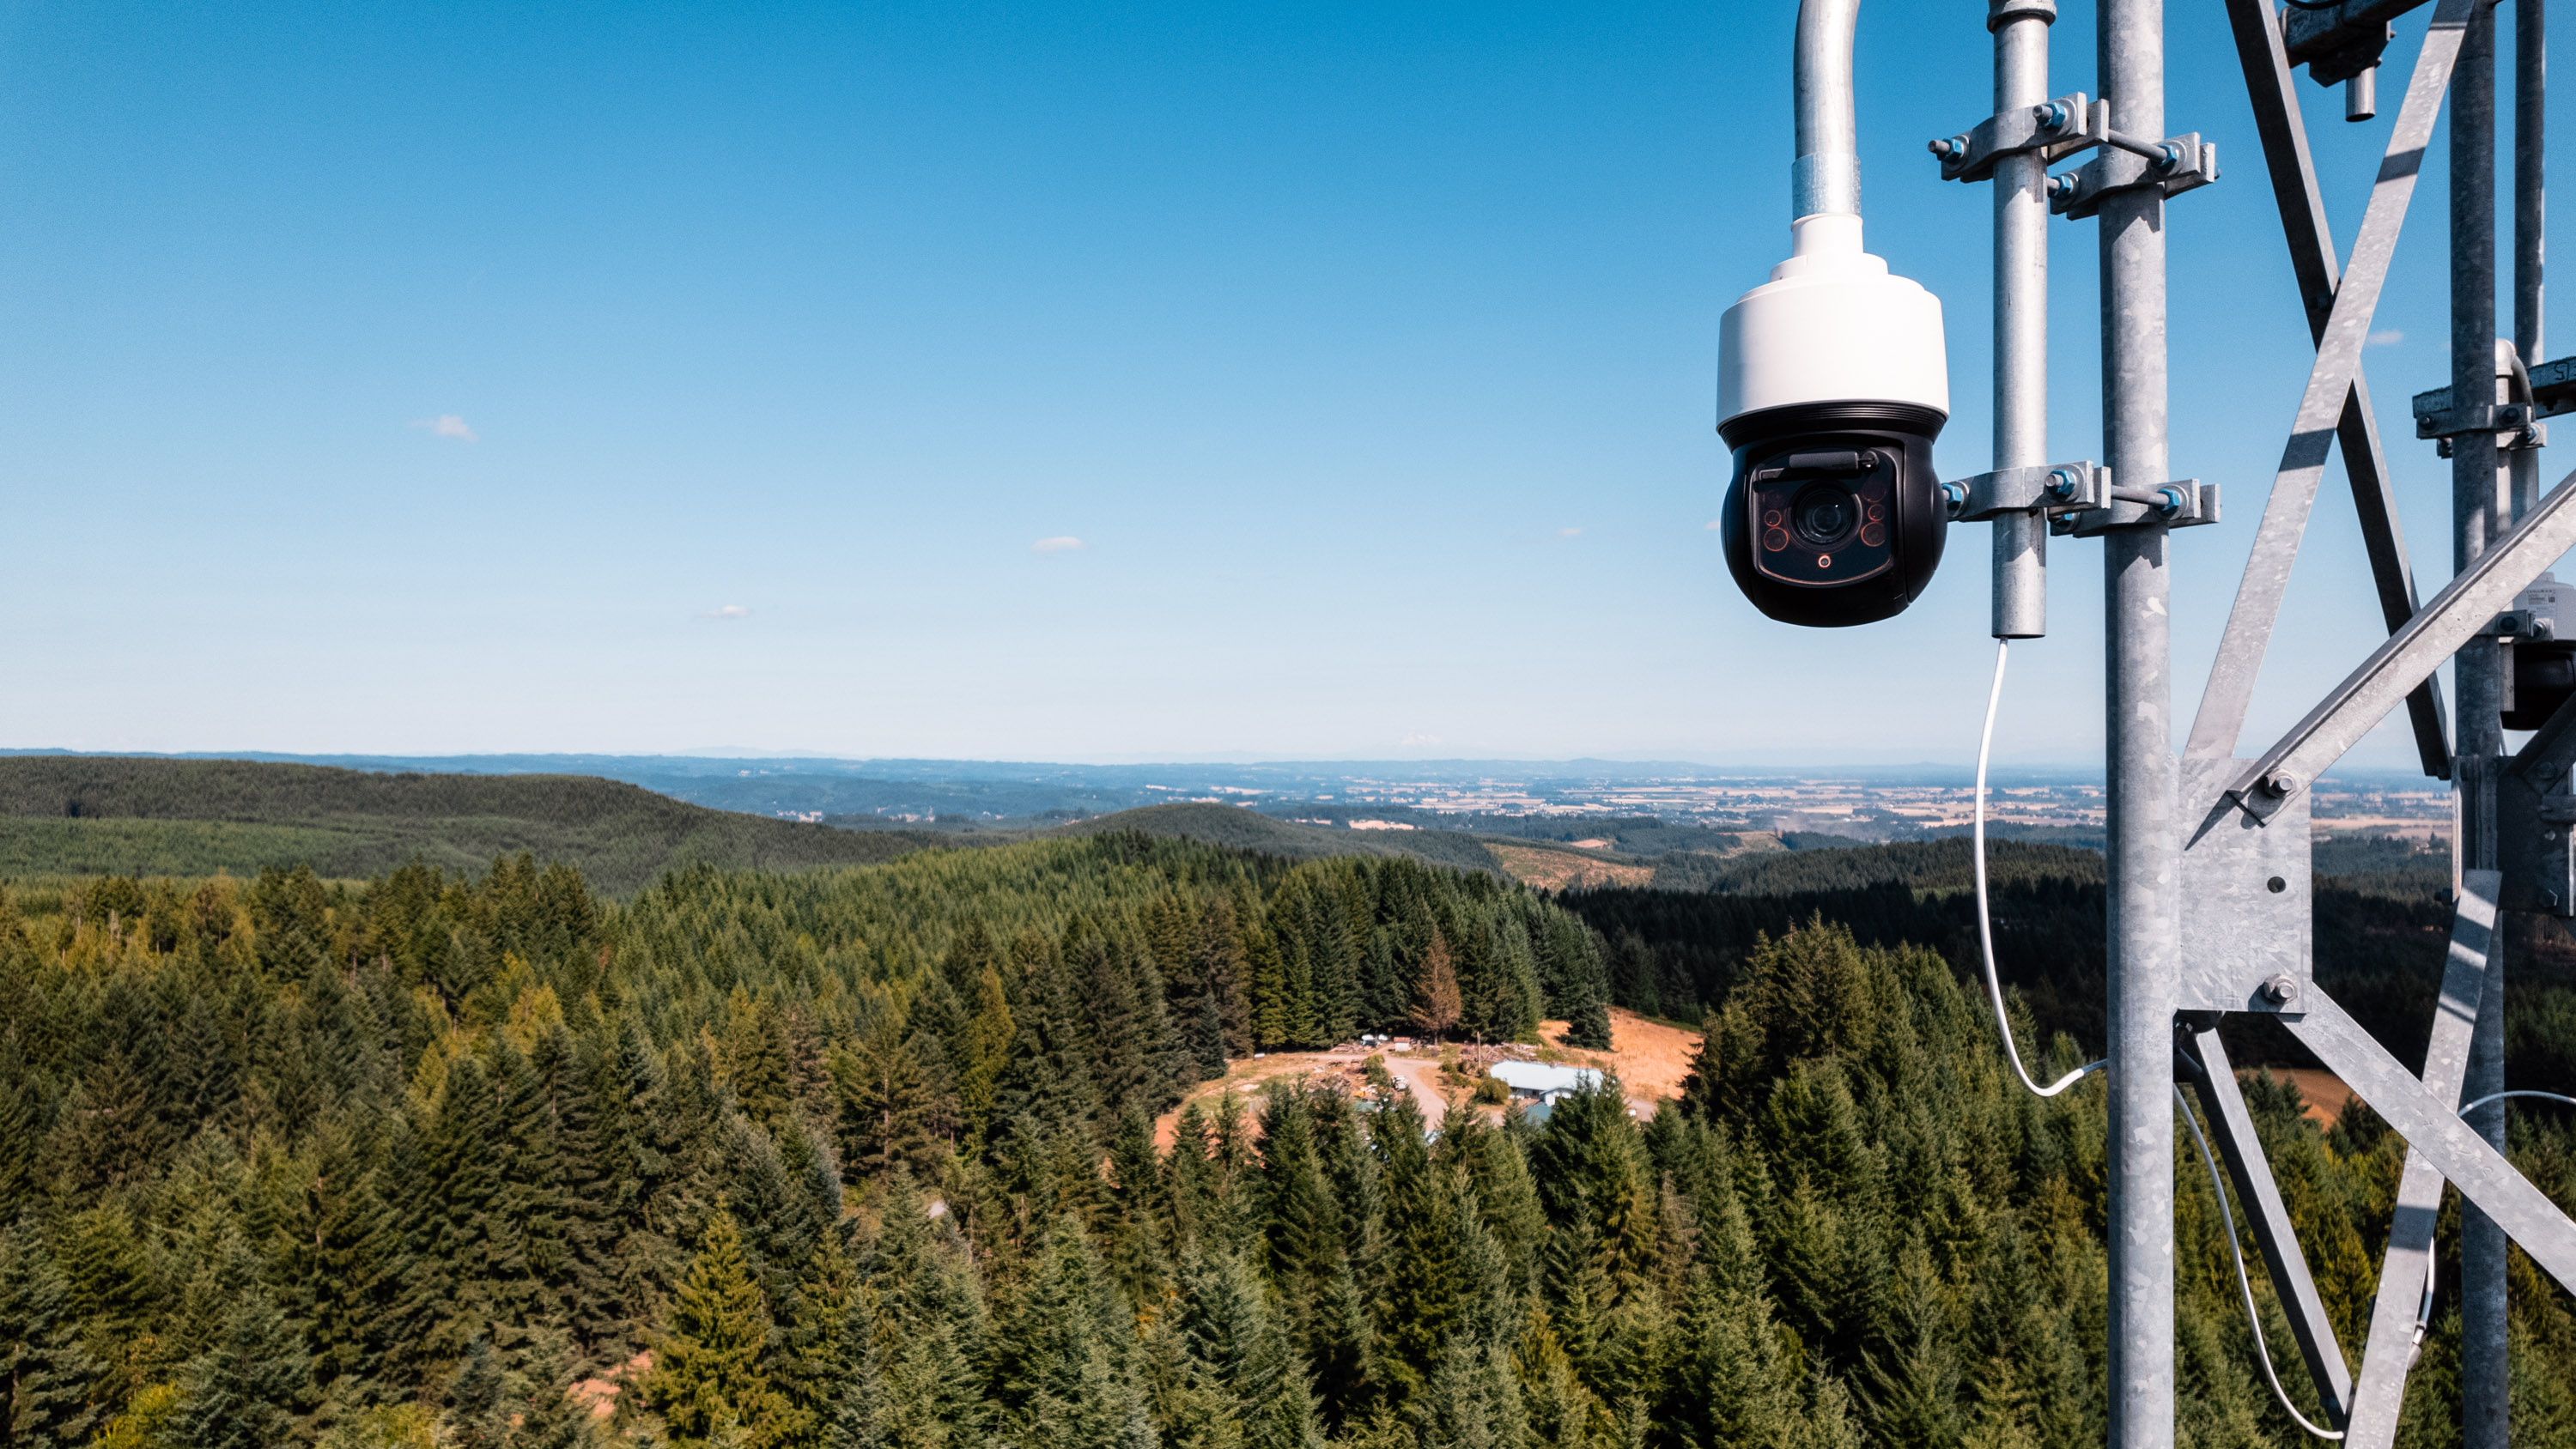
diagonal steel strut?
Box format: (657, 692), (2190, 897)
(2180, 1023), (2355, 1427)
(2282, 987), (2576, 1294)
(2190, 0), (2479, 762)
(2226, 461), (2576, 808)
(2340, 870), (2498, 1448)
(2217, 0), (2451, 779)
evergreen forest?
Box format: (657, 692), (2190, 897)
(0, 831), (2570, 1449)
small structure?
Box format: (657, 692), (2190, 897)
(1486, 1062), (1604, 1105)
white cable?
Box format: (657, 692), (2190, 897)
(1975, 637), (2107, 1096)
(2458, 1088), (2576, 1116)
(2176, 1085), (2346, 1441)
(2406, 1092), (2576, 1351)
(2389, 1091), (2576, 1357)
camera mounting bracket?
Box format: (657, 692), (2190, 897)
(1929, 92), (2108, 184)
(2050, 133), (2220, 220)
(1944, 458), (2107, 520)
(2055, 478), (2221, 536)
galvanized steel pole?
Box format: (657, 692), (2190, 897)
(1794, 0), (1863, 221)
(2099, 2), (2176, 1445)
(1991, 0), (2053, 640)
(2514, 0), (2545, 521)
(2453, 7), (2511, 1447)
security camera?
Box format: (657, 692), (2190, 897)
(1718, 212), (1950, 628)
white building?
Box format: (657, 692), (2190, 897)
(1486, 1062), (1605, 1105)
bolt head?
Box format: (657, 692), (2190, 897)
(2262, 772), (2300, 798)
(2046, 468), (2077, 498)
(2258, 974), (2300, 1006)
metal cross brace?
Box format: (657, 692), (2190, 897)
(2335, 870), (2498, 1447)
(2191, 0), (2475, 777)
(2282, 985), (2576, 1294)
(2178, 1021), (2354, 1427)
(2224, 460), (2576, 813)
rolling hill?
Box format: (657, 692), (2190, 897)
(0, 756), (931, 893)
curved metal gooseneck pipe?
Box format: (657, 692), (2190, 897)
(1793, 0), (1862, 221)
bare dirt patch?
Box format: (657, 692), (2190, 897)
(1483, 841), (1654, 890)
(1537, 1008), (1704, 1115)
(1152, 1009), (1706, 1149)
(2249, 1067), (2351, 1129)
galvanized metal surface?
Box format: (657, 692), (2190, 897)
(2188, 0), (2477, 764)
(1937, 90), (2099, 183)
(2513, 0), (2545, 520)
(2498, 685), (2576, 918)
(2224, 464), (2576, 810)
(2099, 3), (2175, 1442)
(2050, 133), (2216, 219)
(2281, 989), (2576, 1291)
(1952, 460), (2104, 518)
(1991, 4), (2052, 640)
(2176, 758), (2311, 1013)
(2337, 870), (2498, 1449)
(2450, 14), (2510, 1442)
(2220, 0), (2452, 779)
(2178, 1025), (2352, 1427)
(1793, 0), (1862, 219)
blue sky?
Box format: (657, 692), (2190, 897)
(0, 1), (2552, 767)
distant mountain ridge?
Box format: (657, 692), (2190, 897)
(0, 756), (926, 893)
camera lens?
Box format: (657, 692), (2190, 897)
(1790, 484), (1858, 546)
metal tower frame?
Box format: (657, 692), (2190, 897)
(1922, 1), (2576, 1445)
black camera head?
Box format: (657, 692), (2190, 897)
(1719, 401), (1947, 628)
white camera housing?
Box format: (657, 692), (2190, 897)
(1717, 214), (1952, 627)
(1717, 214), (1947, 425)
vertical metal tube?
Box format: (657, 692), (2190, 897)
(1992, 1), (2053, 640)
(2099, 3), (2175, 1446)
(2452, 8), (2510, 1449)
(1794, 0), (1863, 220)
(2514, 0), (2545, 521)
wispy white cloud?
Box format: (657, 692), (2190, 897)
(1400, 732), (1443, 747)
(1556, 526), (1584, 538)
(409, 414), (478, 442)
(1705, 519), (1724, 530)
(1030, 536), (1085, 554)
(699, 604), (751, 621)
(2366, 330), (2405, 348)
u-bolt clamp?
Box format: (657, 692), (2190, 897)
(2049, 130), (2218, 221)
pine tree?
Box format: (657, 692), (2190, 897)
(0, 1223), (101, 1448)
(991, 1218), (1157, 1449)
(173, 1284), (313, 1449)
(56, 1203), (157, 1407)
(835, 1011), (939, 1184)
(868, 1184), (992, 1449)
(511, 1329), (602, 1449)
(441, 1337), (512, 1449)
(1173, 1250), (1323, 1449)
(772, 1236), (858, 1449)
(647, 1209), (790, 1448)
(1407, 934), (1462, 1045)
(1373, 1094), (1461, 1395)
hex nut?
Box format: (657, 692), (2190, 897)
(2257, 974), (2299, 1006)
